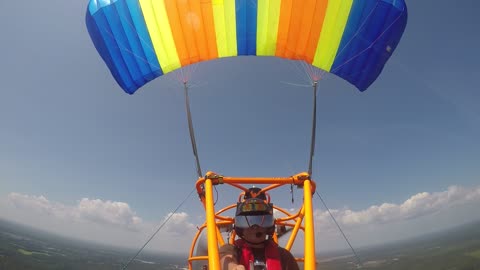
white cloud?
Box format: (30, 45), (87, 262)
(314, 185), (480, 229)
(0, 193), (197, 253)
(76, 198), (142, 230)
(6, 193), (142, 230)
(8, 193), (67, 217)
(1, 185), (479, 253)
(163, 212), (196, 234)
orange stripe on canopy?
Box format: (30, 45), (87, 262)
(276, 0), (294, 58)
(199, 1), (218, 60)
(164, 0), (192, 66)
(165, 0), (218, 66)
(294, 0), (321, 60)
(276, 0), (328, 63)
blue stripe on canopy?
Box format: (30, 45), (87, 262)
(86, 0), (162, 94)
(331, 0), (408, 91)
(236, 0), (257, 55)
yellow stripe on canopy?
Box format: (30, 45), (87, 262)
(212, 0), (237, 57)
(139, 0), (181, 73)
(313, 0), (353, 71)
(257, 0), (281, 56)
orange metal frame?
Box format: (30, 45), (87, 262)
(188, 171), (317, 270)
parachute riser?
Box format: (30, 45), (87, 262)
(183, 82), (203, 178)
(307, 81), (318, 176)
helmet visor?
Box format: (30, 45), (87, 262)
(235, 214), (274, 229)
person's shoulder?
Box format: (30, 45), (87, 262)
(277, 246), (300, 270)
(219, 243), (237, 257)
(277, 246), (297, 262)
(277, 246), (293, 255)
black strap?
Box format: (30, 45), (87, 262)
(307, 81), (318, 176)
(183, 82), (203, 178)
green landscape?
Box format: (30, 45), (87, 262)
(0, 219), (186, 270)
(316, 221), (480, 270)
(1, 218), (480, 270)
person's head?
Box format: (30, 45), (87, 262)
(243, 187), (267, 201)
(234, 198), (275, 244)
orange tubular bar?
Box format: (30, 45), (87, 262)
(303, 180), (316, 269)
(190, 256), (209, 261)
(188, 226), (204, 269)
(286, 205), (306, 251)
(189, 171), (317, 270)
(204, 179), (220, 270)
(195, 172), (316, 194)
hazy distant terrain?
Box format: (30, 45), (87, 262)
(0, 219), (187, 270)
(1, 218), (480, 270)
(316, 220), (480, 270)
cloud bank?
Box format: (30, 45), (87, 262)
(1, 185), (479, 252)
(163, 212), (196, 234)
(7, 193), (142, 230)
(0, 193), (197, 252)
(314, 185), (480, 230)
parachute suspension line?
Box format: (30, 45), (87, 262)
(122, 187), (197, 270)
(280, 81), (311, 88)
(185, 63), (200, 83)
(315, 191), (362, 268)
(183, 82), (203, 178)
(295, 60), (315, 84)
(296, 61), (314, 84)
(174, 64), (200, 84)
(302, 61), (318, 82)
(307, 81), (318, 176)
(281, 60), (324, 88)
(282, 60), (313, 86)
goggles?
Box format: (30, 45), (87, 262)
(234, 214), (274, 229)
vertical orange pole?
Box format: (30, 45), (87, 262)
(303, 180), (316, 269)
(205, 179), (220, 270)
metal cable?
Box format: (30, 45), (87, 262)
(122, 187), (196, 270)
(315, 191), (362, 268)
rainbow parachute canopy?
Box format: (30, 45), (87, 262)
(86, 0), (407, 94)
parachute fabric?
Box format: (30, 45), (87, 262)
(86, 0), (407, 94)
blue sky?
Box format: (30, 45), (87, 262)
(1, 0), (479, 256)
